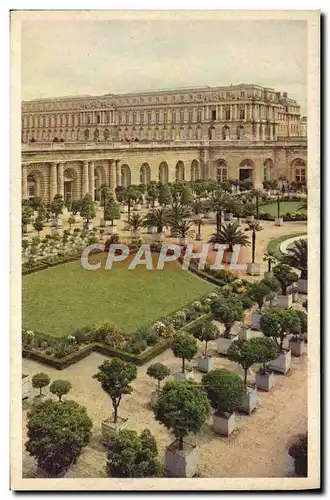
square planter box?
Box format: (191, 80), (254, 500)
(179, 237), (188, 246)
(251, 312), (262, 330)
(239, 327), (253, 340)
(196, 232), (202, 241)
(292, 290), (299, 302)
(107, 225), (117, 235)
(212, 410), (235, 436)
(268, 350), (291, 374)
(22, 374), (32, 400)
(247, 263), (261, 276)
(196, 355), (213, 373)
(123, 222), (131, 231)
(216, 334), (239, 355)
(101, 416), (128, 443)
(264, 271), (274, 279)
(134, 204), (142, 210)
(275, 217), (284, 226)
(148, 226), (158, 234)
(131, 229), (140, 239)
(83, 221), (91, 231)
(255, 370), (275, 391)
(153, 232), (166, 242)
(239, 386), (258, 415)
(165, 439), (199, 478)
(100, 218), (106, 228)
(174, 371), (195, 383)
(289, 338), (305, 357)
(276, 294), (293, 309)
(150, 390), (160, 409)
(297, 278), (308, 294)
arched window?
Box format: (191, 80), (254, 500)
(216, 161), (227, 183)
(84, 129), (89, 141)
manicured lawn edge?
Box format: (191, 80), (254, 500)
(22, 314), (211, 369)
(266, 232), (307, 260)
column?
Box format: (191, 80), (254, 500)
(22, 165), (28, 199)
(82, 160), (89, 196)
(57, 162), (64, 197)
(245, 105), (248, 122)
(116, 160), (121, 187)
(49, 162), (57, 202)
(109, 160), (116, 192)
(89, 161), (95, 200)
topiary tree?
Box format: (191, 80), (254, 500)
(201, 369), (245, 414)
(154, 379), (211, 450)
(193, 320), (218, 357)
(180, 185), (194, 206)
(80, 193), (96, 223)
(248, 281), (272, 311)
(93, 358), (137, 424)
(104, 193), (120, 226)
(260, 308), (301, 351)
(158, 183), (172, 206)
(68, 215), (76, 230)
(106, 428), (162, 478)
(211, 297), (244, 338)
(71, 199), (82, 215)
(171, 333), (198, 373)
(50, 379), (72, 402)
(273, 263), (299, 295)
(32, 372), (51, 397)
(147, 363), (171, 391)
(33, 215), (44, 236)
(249, 337), (279, 373)
(227, 338), (262, 386)
(26, 399), (92, 477)
(50, 194), (64, 218)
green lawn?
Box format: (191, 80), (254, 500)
(22, 253), (213, 337)
(266, 232), (307, 260)
(260, 201), (305, 216)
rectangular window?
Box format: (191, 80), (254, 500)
(197, 110), (202, 122)
(188, 110), (193, 122)
(133, 112), (136, 124)
(140, 112), (144, 124)
(147, 111), (152, 124)
(239, 108), (245, 120)
(225, 107), (231, 120)
(163, 110), (168, 123)
(118, 112), (122, 124)
(240, 91), (245, 97)
(156, 111), (159, 124)
(180, 110), (184, 123)
(172, 110), (176, 123)
(211, 109), (216, 121)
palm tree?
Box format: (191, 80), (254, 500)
(208, 222), (250, 264)
(282, 238), (307, 279)
(144, 208), (168, 234)
(194, 216), (203, 240)
(208, 191), (231, 232)
(166, 202), (191, 236)
(175, 220), (195, 244)
(245, 220), (264, 264)
(263, 252), (277, 273)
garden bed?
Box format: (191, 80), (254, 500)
(266, 232), (307, 260)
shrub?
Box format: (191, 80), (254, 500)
(249, 282), (272, 310)
(135, 327), (159, 346)
(260, 308), (301, 351)
(32, 372), (51, 396)
(202, 369), (245, 415)
(72, 327), (93, 345)
(154, 380), (211, 450)
(106, 428), (162, 478)
(193, 320), (218, 357)
(49, 379), (72, 402)
(52, 342), (79, 359)
(91, 322), (116, 343)
(273, 264), (299, 295)
(26, 399), (92, 477)
(248, 337), (279, 373)
(211, 297), (244, 337)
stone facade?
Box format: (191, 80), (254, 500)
(21, 84), (307, 203)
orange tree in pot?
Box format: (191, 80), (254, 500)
(259, 308), (302, 352)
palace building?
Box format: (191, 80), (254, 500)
(21, 83), (307, 203)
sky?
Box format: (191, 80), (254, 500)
(21, 19), (307, 114)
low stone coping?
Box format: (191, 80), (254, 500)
(279, 234), (307, 255)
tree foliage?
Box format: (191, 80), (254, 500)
(282, 238), (308, 280)
(171, 333), (198, 373)
(193, 320), (218, 356)
(106, 428), (162, 478)
(50, 194), (64, 217)
(50, 379), (72, 402)
(260, 308), (301, 350)
(273, 264), (299, 295)
(288, 433), (308, 477)
(208, 222), (250, 252)
(201, 369), (245, 414)
(32, 372), (51, 396)
(158, 183), (172, 206)
(211, 297), (244, 336)
(248, 282), (272, 310)
(25, 399), (92, 477)
(80, 193), (96, 222)
(154, 380), (211, 449)
(147, 363), (171, 390)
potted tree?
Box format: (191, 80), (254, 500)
(211, 297), (243, 355)
(26, 399), (92, 478)
(263, 252), (277, 279)
(208, 222), (249, 264)
(50, 194), (64, 229)
(22, 204), (34, 234)
(144, 208), (168, 242)
(253, 337), (280, 391)
(227, 338), (261, 414)
(154, 379), (211, 477)
(193, 320), (218, 373)
(68, 214), (76, 230)
(194, 216), (203, 241)
(289, 310), (307, 356)
(275, 194), (283, 226)
(202, 369), (245, 436)
(128, 213), (145, 239)
(171, 333), (198, 382)
(93, 358), (137, 439)
(273, 263), (299, 308)
(50, 379), (72, 402)
(80, 193), (96, 231)
(158, 183), (173, 207)
(208, 191), (231, 232)
(175, 220), (195, 246)
(147, 363), (171, 408)
(33, 215), (44, 236)
(282, 238), (308, 294)
(32, 372), (51, 400)
(260, 308), (300, 373)
(245, 220), (264, 276)
(104, 193), (121, 234)
(248, 281), (272, 330)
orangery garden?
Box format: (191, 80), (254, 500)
(22, 178), (308, 479)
